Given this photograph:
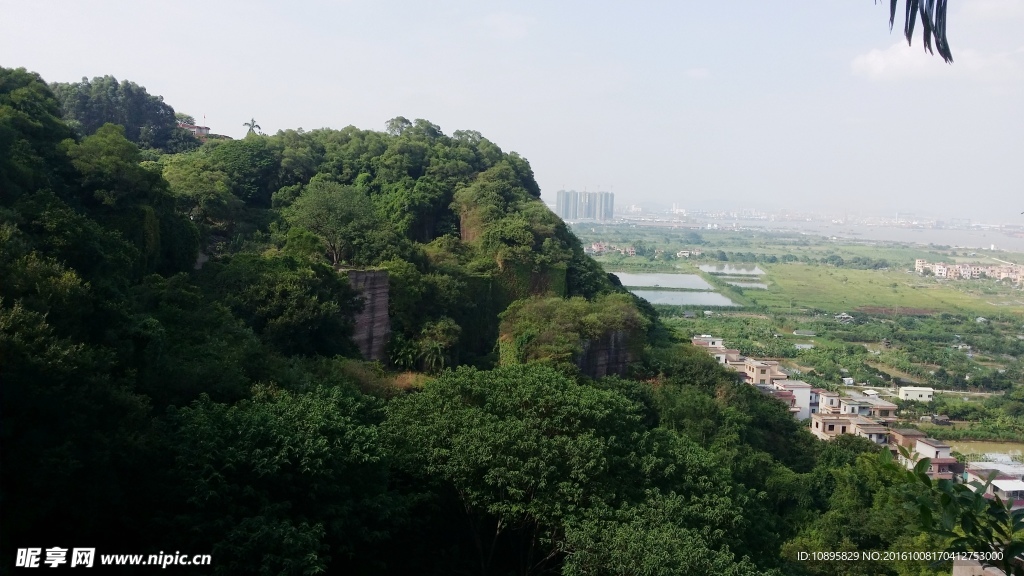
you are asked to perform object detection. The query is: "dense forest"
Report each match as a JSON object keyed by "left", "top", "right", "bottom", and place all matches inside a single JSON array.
[{"left": 1, "top": 67, "right": 1019, "bottom": 575}]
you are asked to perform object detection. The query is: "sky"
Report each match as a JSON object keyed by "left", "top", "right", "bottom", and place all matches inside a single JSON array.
[{"left": 3, "top": 0, "right": 1022, "bottom": 222}]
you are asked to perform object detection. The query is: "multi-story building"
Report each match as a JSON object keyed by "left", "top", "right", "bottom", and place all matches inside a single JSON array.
[
  {"left": 811, "top": 413, "right": 889, "bottom": 444},
  {"left": 914, "top": 260, "right": 1024, "bottom": 285},
  {"left": 898, "top": 437, "right": 957, "bottom": 480},
  {"left": 555, "top": 190, "right": 615, "bottom": 222},
  {"left": 814, "top": 389, "right": 840, "bottom": 414},
  {"left": 741, "top": 358, "right": 788, "bottom": 385},
  {"left": 774, "top": 380, "right": 812, "bottom": 420},
  {"left": 889, "top": 428, "right": 926, "bottom": 451}
]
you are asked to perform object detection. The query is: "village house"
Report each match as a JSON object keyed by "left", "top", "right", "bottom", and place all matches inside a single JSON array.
[
  {"left": 810, "top": 413, "right": 888, "bottom": 444},
  {"left": 178, "top": 122, "right": 211, "bottom": 138},
  {"left": 964, "top": 462, "right": 1024, "bottom": 510},
  {"left": 812, "top": 389, "right": 839, "bottom": 414},
  {"left": 898, "top": 386, "right": 934, "bottom": 402},
  {"left": 773, "top": 380, "right": 812, "bottom": 420},
  {"left": 898, "top": 437, "right": 957, "bottom": 480},
  {"left": 915, "top": 259, "right": 1024, "bottom": 285}
]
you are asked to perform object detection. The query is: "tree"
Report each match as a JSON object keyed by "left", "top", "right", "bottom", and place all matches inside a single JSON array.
[
  {"left": 62, "top": 123, "right": 199, "bottom": 274},
  {"left": 166, "top": 385, "right": 399, "bottom": 575},
  {"left": 385, "top": 116, "right": 411, "bottom": 136},
  {"left": 161, "top": 153, "right": 240, "bottom": 226},
  {"left": 285, "top": 180, "right": 374, "bottom": 266},
  {"left": 243, "top": 117, "right": 261, "bottom": 136},
  {"left": 198, "top": 252, "right": 361, "bottom": 356},
  {"left": 884, "top": 0, "right": 953, "bottom": 63},
  {"left": 0, "top": 68, "right": 76, "bottom": 201},
  {"left": 49, "top": 75, "right": 182, "bottom": 149},
  {"left": 383, "top": 364, "right": 654, "bottom": 575}
]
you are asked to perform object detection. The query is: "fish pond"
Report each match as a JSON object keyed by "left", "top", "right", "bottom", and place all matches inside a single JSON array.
[
  {"left": 613, "top": 273, "right": 713, "bottom": 290},
  {"left": 698, "top": 264, "right": 765, "bottom": 276},
  {"left": 630, "top": 290, "right": 739, "bottom": 307},
  {"left": 726, "top": 281, "right": 769, "bottom": 290}
]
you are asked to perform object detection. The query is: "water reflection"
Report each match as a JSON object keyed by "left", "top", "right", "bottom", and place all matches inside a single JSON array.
[
  {"left": 631, "top": 290, "right": 739, "bottom": 306},
  {"left": 613, "top": 273, "right": 713, "bottom": 290}
]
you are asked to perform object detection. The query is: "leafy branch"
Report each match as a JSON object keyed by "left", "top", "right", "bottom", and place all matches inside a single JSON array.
[{"left": 878, "top": 446, "right": 1024, "bottom": 575}]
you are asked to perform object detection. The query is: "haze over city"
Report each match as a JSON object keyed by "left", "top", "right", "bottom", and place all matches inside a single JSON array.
[{"left": 3, "top": 0, "right": 1021, "bottom": 222}]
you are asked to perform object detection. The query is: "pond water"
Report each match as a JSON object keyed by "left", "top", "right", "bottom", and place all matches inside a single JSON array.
[
  {"left": 630, "top": 289, "right": 739, "bottom": 307},
  {"left": 727, "top": 281, "right": 769, "bottom": 289},
  {"left": 613, "top": 273, "right": 713, "bottom": 290},
  {"left": 698, "top": 264, "right": 765, "bottom": 276},
  {"left": 947, "top": 440, "right": 1024, "bottom": 460}
]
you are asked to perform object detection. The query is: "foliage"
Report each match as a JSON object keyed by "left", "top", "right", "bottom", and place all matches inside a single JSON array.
[
  {"left": 285, "top": 179, "right": 374, "bottom": 266},
  {"left": 197, "top": 252, "right": 360, "bottom": 357},
  {"left": 499, "top": 294, "right": 649, "bottom": 368},
  {"left": 885, "top": 0, "right": 953, "bottom": 63},
  {"left": 879, "top": 447, "right": 1024, "bottom": 575},
  {"left": 167, "top": 385, "right": 399, "bottom": 575},
  {"left": 49, "top": 75, "right": 198, "bottom": 151}
]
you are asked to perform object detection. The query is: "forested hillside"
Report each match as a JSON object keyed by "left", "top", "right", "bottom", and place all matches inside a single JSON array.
[{"left": 0, "top": 67, "right": 984, "bottom": 575}]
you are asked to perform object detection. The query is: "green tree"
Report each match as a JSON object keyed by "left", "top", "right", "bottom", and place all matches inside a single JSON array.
[
  {"left": 161, "top": 153, "right": 240, "bottom": 225},
  {"left": 285, "top": 180, "right": 374, "bottom": 266},
  {"left": 384, "top": 364, "right": 653, "bottom": 575},
  {"left": 62, "top": 123, "right": 199, "bottom": 274},
  {"left": 199, "top": 252, "right": 360, "bottom": 357},
  {"left": 50, "top": 75, "right": 184, "bottom": 149},
  {"left": 166, "top": 385, "right": 399, "bottom": 575},
  {"left": 0, "top": 67, "right": 75, "bottom": 201}
]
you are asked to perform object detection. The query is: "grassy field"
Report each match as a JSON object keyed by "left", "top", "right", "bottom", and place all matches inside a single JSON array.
[
  {"left": 576, "top": 226, "right": 1024, "bottom": 270},
  {"left": 745, "top": 264, "right": 1024, "bottom": 317}
]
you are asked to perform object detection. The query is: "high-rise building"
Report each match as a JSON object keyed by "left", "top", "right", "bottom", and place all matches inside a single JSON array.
[{"left": 555, "top": 190, "right": 614, "bottom": 222}]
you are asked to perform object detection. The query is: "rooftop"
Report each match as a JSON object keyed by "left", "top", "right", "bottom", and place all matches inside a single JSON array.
[
  {"left": 992, "top": 479, "right": 1024, "bottom": 492},
  {"left": 968, "top": 462, "right": 1024, "bottom": 477}
]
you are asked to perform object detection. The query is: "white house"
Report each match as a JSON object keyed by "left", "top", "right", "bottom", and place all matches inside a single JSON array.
[
  {"left": 898, "top": 386, "right": 934, "bottom": 402},
  {"left": 774, "top": 380, "right": 812, "bottom": 420}
]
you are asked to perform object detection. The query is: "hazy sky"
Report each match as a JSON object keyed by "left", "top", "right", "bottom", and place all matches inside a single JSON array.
[{"left": 3, "top": 1, "right": 1022, "bottom": 221}]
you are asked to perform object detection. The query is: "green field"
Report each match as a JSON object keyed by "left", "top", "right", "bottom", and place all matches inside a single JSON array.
[{"left": 744, "top": 264, "right": 1024, "bottom": 317}]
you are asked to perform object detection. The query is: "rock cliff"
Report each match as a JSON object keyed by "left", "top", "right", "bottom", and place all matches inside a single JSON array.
[
  {"left": 344, "top": 270, "right": 391, "bottom": 361},
  {"left": 576, "top": 330, "right": 632, "bottom": 378}
]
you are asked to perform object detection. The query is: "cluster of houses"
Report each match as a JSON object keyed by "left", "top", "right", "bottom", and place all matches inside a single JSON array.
[
  {"left": 585, "top": 242, "right": 636, "bottom": 256},
  {"left": 914, "top": 259, "right": 1024, "bottom": 283},
  {"left": 583, "top": 243, "right": 705, "bottom": 259},
  {"left": 691, "top": 334, "right": 904, "bottom": 425},
  {"left": 690, "top": 335, "right": 998, "bottom": 488}
]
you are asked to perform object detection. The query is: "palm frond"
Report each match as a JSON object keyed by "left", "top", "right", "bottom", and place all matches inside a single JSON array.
[{"left": 883, "top": 0, "right": 953, "bottom": 63}]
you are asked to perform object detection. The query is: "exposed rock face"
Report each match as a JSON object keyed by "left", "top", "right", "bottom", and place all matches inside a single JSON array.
[
  {"left": 576, "top": 329, "right": 632, "bottom": 378},
  {"left": 344, "top": 270, "right": 391, "bottom": 361}
]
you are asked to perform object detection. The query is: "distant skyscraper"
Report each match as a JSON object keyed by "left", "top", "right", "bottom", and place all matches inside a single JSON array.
[{"left": 555, "top": 190, "right": 614, "bottom": 222}]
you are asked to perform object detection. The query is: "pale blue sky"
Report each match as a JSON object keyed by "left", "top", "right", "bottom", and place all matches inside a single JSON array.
[{"left": 3, "top": 1, "right": 1022, "bottom": 221}]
